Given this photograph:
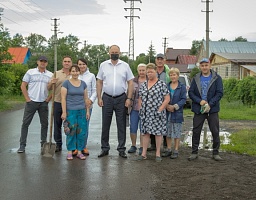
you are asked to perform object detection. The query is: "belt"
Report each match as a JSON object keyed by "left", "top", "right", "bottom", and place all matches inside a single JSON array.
[{"left": 104, "top": 92, "right": 125, "bottom": 98}]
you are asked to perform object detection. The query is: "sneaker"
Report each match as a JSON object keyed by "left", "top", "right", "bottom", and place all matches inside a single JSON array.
[
  {"left": 170, "top": 152, "right": 178, "bottom": 159},
  {"left": 138, "top": 147, "right": 143, "bottom": 155},
  {"left": 128, "top": 146, "right": 137, "bottom": 153},
  {"left": 155, "top": 156, "right": 162, "bottom": 162},
  {"left": 188, "top": 154, "right": 198, "bottom": 161},
  {"left": 82, "top": 148, "right": 89, "bottom": 155},
  {"left": 17, "top": 145, "right": 25, "bottom": 153},
  {"left": 162, "top": 151, "right": 172, "bottom": 157},
  {"left": 213, "top": 154, "right": 223, "bottom": 161}
]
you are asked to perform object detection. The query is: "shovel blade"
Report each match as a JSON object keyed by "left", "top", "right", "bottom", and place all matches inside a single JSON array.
[{"left": 41, "top": 142, "right": 56, "bottom": 157}]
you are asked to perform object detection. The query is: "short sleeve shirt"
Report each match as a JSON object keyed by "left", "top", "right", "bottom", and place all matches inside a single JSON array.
[
  {"left": 96, "top": 59, "right": 134, "bottom": 96},
  {"left": 22, "top": 68, "right": 53, "bottom": 102},
  {"left": 62, "top": 80, "right": 87, "bottom": 110}
]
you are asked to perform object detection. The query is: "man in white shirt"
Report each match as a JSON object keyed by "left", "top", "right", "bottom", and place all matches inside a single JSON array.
[
  {"left": 96, "top": 45, "right": 134, "bottom": 158},
  {"left": 17, "top": 56, "right": 53, "bottom": 153}
]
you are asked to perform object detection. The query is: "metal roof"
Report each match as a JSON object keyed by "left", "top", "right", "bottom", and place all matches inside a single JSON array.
[
  {"left": 166, "top": 48, "right": 190, "bottom": 60},
  {"left": 240, "top": 65, "right": 256, "bottom": 73},
  {"left": 176, "top": 55, "right": 197, "bottom": 64},
  {"left": 4, "top": 47, "right": 31, "bottom": 64},
  {"left": 203, "top": 41, "right": 256, "bottom": 56},
  {"left": 211, "top": 53, "right": 256, "bottom": 63}
]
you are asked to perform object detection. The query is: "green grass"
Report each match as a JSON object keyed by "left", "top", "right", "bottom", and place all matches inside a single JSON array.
[
  {"left": 0, "top": 95, "right": 24, "bottom": 112},
  {"left": 219, "top": 98, "right": 256, "bottom": 120},
  {"left": 221, "top": 129, "right": 256, "bottom": 156},
  {"left": 183, "top": 98, "right": 256, "bottom": 120}
]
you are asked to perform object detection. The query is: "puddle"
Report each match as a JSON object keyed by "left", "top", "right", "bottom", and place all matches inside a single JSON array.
[{"left": 182, "top": 128, "right": 231, "bottom": 150}]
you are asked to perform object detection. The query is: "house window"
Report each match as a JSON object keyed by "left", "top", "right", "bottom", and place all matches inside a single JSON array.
[{"left": 225, "top": 67, "right": 229, "bottom": 77}]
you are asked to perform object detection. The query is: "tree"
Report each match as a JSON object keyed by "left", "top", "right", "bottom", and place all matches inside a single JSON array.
[
  {"left": 0, "top": 23, "right": 12, "bottom": 64},
  {"left": 190, "top": 39, "right": 203, "bottom": 55},
  {"left": 147, "top": 42, "right": 156, "bottom": 63},
  {"left": 190, "top": 67, "right": 200, "bottom": 79},
  {"left": 25, "top": 33, "right": 47, "bottom": 52},
  {"left": 11, "top": 33, "right": 25, "bottom": 47},
  {"left": 219, "top": 38, "right": 229, "bottom": 42},
  {"left": 233, "top": 36, "right": 247, "bottom": 42}
]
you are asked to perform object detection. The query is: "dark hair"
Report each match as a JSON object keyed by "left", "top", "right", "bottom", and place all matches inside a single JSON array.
[
  {"left": 77, "top": 58, "right": 88, "bottom": 65},
  {"left": 69, "top": 64, "right": 80, "bottom": 72},
  {"left": 62, "top": 56, "right": 72, "bottom": 61}
]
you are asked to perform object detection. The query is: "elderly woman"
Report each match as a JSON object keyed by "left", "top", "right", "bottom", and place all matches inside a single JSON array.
[
  {"left": 127, "top": 63, "right": 147, "bottom": 155},
  {"left": 162, "top": 67, "right": 186, "bottom": 159},
  {"left": 61, "top": 65, "right": 90, "bottom": 160},
  {"left": 138, "top": 63, "right": 170, "bottom": 162}
]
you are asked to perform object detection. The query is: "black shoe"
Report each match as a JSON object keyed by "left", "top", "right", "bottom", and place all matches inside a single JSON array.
[
  {"left": 98, "top": 150, "right": 109, "bottom": 157},
  {"left": 119, "top": 151, "right": 127, "bottom": 158},
  {"left": 162, "top": 151, "right": 172, "bottom": 157},
  {"left": 55, "top": 146, "right": 62, "bottom": 152}
]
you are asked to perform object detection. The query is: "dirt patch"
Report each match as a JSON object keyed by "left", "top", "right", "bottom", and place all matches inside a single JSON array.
[
  {"left": 148, "top": 116, "right": 256, "bottom": 199},
  {"left": 148, "top": 148, "right": 256, "bottom": 199}
]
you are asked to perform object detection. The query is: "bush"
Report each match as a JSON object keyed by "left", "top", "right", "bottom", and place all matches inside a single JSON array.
[{"left": 8, "top": 64, "right": 28, "bottom": 95}]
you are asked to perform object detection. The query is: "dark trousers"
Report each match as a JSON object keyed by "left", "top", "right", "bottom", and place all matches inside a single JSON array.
[
  {"left": 192, "top": 112, "right": 220, "bottom": 155},
  {"left": 101, "top": 93, "right": 126, "bottom": 152},
  {"left": 20, "top": 101, "right": 48, "bottom": 146},
  {"left": 150, "top": 135, "right": 167, "bottom": 147},
  {"left": 53, "top": 102, "right": 63, "bottom": 147}
]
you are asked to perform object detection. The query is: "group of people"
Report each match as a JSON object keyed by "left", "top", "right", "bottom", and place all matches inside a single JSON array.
[{"left": 17, "top": 44, "right": 224, "bottom": 162}]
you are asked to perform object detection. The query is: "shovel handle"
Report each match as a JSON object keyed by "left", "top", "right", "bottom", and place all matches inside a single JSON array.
[{"left": 49, "top": 72, "right": 56, "bottom": 143}]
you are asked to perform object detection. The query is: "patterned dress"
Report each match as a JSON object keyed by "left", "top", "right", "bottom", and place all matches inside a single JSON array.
[{"left": 139, "top": 79, "right": 169, "bottom": 135}]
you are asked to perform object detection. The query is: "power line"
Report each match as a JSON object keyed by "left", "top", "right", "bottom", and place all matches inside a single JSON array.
[
  {"left": 29, "top": 0, "right": 55, "bottom": 18},
  {"left": 8, "top": 0, "right": 40, "bottom": 20},
  {"left": 2, "top": 15, "right": 21, "bottom": 25},
  {"left": 0, "top": 2, "right": 32, "bottom": 21},
  {"left": 124, "top": 0, "right": 142, "bottom": 61},
  {"left": 19, "top": 0, "right": 50, "bottom": 21}
]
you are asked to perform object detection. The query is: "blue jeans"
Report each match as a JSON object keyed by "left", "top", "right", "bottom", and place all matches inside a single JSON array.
[
  {"left": 129, "top": 110, "right": 140, "bottom": 134},
  {"left": 66, "top": 109, "right": 88, "bottom": 151}
]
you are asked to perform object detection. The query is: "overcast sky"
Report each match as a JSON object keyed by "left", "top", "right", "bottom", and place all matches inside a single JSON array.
[{"left": 1, "top": 0, "right": 256, "bottom": 57}]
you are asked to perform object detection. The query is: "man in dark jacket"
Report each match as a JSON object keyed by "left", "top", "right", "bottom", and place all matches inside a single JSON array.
[{"left": 188, "top": 58, "right": 223, "bottom": 161}]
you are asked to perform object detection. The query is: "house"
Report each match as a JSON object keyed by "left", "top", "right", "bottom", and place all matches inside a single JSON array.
[
  {"left": 175, "top": 55, "right": 197, "bottom": 65},
  {"left": 210, "top": 52, "right": 256, "bottom": 79},
  {"left": 165, "top": 48, "right": 190, "bottom": 64},
  {"left": 197, "top": 41, "right": 256, "bottom": 63},
  {"left": 4, "top": 47, "right": 32, "bottom": 64}
]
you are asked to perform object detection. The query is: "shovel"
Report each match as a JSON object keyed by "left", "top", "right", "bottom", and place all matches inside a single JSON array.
[{"left": 42, "top": 73, "right": 57, "bottom": 157}]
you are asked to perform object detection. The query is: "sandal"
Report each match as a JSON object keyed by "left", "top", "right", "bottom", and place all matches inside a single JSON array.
[
  {"left": 66, "top": 153, "right": 73, "bottom": 160},
  {"left": 135, "top": 155, "right": 147, "bottom": 161},
  {"left": 77, "top": 153, "right": 86, "bottom": 160}
]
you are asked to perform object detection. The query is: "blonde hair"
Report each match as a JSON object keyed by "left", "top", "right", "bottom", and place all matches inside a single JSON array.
[
  {"left": 168, "top": 67, "right": 180, "bottom": 76},
  {"left": 146, "top": 63, "right": 156, "bottom": 70},
  {"left": 137, "top": 63, "right": 147, "bottom": 69}
]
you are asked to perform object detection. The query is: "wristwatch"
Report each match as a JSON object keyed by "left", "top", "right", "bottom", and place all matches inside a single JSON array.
[{"left": 127, "top": 98, "right": 132, "bottom": 101}]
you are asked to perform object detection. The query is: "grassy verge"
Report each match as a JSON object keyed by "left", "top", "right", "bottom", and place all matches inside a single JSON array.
[
  {"left": 221, "top": 129, "right": 256, "bottom": 156},
  {"left": 184, "top": 98, "right": 256, "bottom": 120},
  {"left": 0, "top": 95, "right": 24, "bottom": 112},
  {"left": 219, "top": 98, "right": 256, "bottom": 120}
]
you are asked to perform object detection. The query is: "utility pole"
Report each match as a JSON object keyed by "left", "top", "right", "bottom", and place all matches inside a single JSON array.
[
  {"left": 201, "top": 0, "right": 213, "bottom": 58},
  {"left": 124, "top": 0, "right": 142, "bottom": 61},
  {"left": 0, "top": 8, "right": 4, "bottom": 21},
  {"left": 51, "top": 18, "right": 60, "bottom": 72},
  {"left": 162, "top": 37, "right": 169, "bottom": 56}
]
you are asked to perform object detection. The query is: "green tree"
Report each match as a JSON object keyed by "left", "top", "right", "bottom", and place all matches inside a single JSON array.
[
  {"left": 233, "top": 36, "right": 247, "bottom": 42},
  {"left": 25, "top": 33, "right": 47, "bottom": 52},
  {"left": 11, "top": 33, "right": 25, "bottom": 47},
  {"left": 190, "top": 67, "right": 200, "bottom": 79},
  {"left": 219, "top": 38, "right": 229, "bottom": 42},
  {"left": 147, "top": 42, "right": 156, "bottom": 63},
  {"left": 190, "top": 39, "right": 203, "bottom": 55}
]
